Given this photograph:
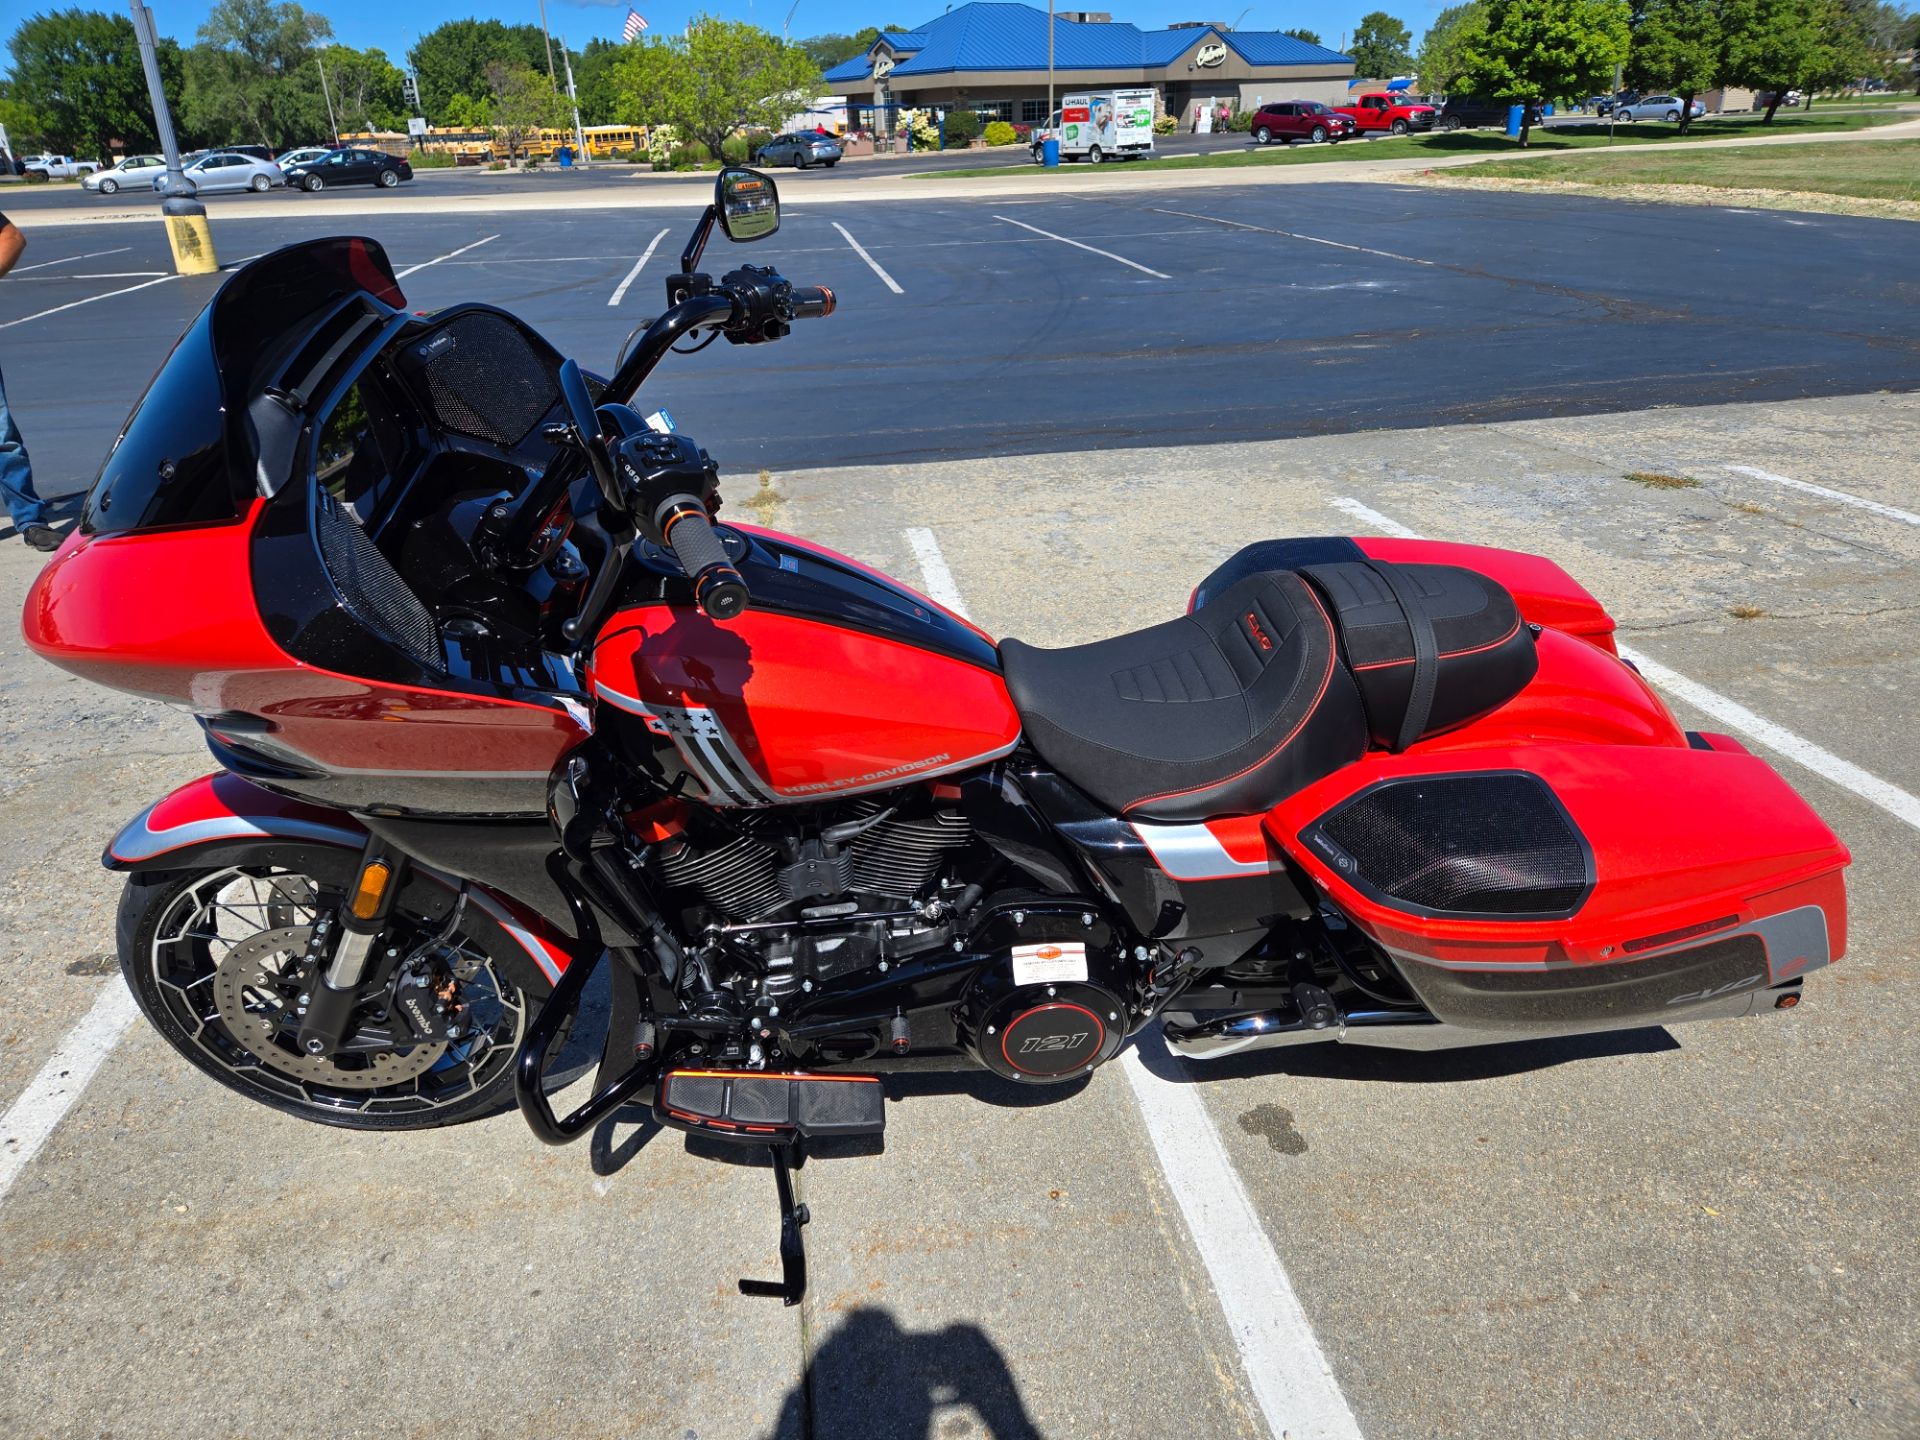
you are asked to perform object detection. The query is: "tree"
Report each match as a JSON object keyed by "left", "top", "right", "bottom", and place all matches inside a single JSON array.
[
  {"left": 412, "top": 19, "right": 550, "bottom": 119},
  {"left": 486, "top": 61, "right": 566, "bottom": 160},
  {"left": 1458, "top": 0, "right": 1632, "bottom": 141},
  {"left": 1626, "top": 0, "right": 1722, "bottom": 131},
  {"left": 1350, "top": 10, "right": 1416, "bottom": 75},
  {"left": 5, "top": 8, "right": 183, "bottom": 157},
  {"left": 1722, "top": 0, "right": 1824, "bottom": 117},
  {"left": 441, "top": 92, "right": 491, "bottom": 129},
  {"left": 574, "top": 37, "right": 624, "bottom": 126},
  {"left": 799, "top": 25, "right": 904, "bottom": 70},
  {"left": 1415, "top": 1, "right": 1487, "bottom": 91},
  {"left": 0, "top": 95, "right": 50, "bottom": 152},
  {"left": 185, "top": 0, "right": 332, "bottom": 150},
  {"left": 315, "top": 44, "right": 406, "bottom": 137},
  {"left": 1280, "top": 26, "right": 1326, "bottom": 43},
  {"left": 612, "top": 16, "right": 822, "bottom": 160}
]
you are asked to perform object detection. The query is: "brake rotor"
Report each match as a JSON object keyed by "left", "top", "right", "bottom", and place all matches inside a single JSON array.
[{"left": 211, "top": 926, "right": 447, "bottom": 1090}]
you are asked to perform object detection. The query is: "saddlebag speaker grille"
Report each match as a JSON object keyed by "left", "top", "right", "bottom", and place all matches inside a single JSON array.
[
  {"left": 1309, "top": 772, "right": 1592, "bottom": 918},
  {"left": 409, "top": 311, "right": 558, "bottom": 448}
]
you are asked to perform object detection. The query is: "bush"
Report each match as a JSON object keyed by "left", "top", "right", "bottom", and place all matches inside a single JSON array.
[
  {"left": 668, "top": 141, "right": 712, "bottom": 170},
  {"left": 1227, "top": 109, "right": 1254, "bottom": 132},
  {"left": 983, "top": 120, "right": 1018, "bottom": 146},
  {"left": 1153, "top": 113, "right": 1177, "bottom": 135},
  {"left": 721, "top": 136, "right": 751, "bottom": 164},
  {"left": 908, "top": 118, "right": 940, "bottom": 150},
  {"left": 487, "top": 160, "right": 506, "bottom": 171},
  {"left": 624, "top": 149, "right": 648, "bottom": 163},
  {"left": 942, "top": 107, "right": 983, "bottom": 142},
  {"left": 1012, "top": 122, "right": 1033, "bottom": 140},
  {"left": 410, "top": 149, "right": 455, "bottom": 168}
]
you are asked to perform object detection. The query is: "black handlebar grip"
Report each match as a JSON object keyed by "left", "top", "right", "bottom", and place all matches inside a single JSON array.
[
  {"left": 789, "top": 285, "right": 835, "bottom": 320},
  {"left": 658, "top": 500, "right": 750, "bottom": 620}
]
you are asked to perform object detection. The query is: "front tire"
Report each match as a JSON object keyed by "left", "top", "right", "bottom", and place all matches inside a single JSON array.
[
  {"left": 1254, "top": 125, "right": 1272, "bottom": 144},
  {"left": 1619, "top": 110, "right": 1634, "bottom": 123},
  {"left": 99, "top": 177, "right": 119, "bottom": 194},
  {"left": 1087, "top": 145, "right": 1104, "bottom": 164},
  {"left": 118, "top": 855, "right": 548, "bottom": 1131},
  {"left": 1309, "top": 125, "right": 1328, "bottom": 144},
  {"left": 1391, "top": 118, "right": 1409, "bottom": 135},
  {"left": 304, "top": 174, "right": 325, "bottom": 191}
]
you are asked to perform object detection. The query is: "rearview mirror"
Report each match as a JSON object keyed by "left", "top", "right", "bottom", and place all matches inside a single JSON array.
[{"left": 716, "top": 167, "right": 779, "bottom": 243}]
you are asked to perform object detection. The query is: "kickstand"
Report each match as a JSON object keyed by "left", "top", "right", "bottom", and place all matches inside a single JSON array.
[{"left": 739, "top": 1144, "right": 810, "bottom": 1306}]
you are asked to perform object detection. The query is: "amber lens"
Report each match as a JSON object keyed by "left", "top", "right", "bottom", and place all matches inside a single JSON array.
[{"left": 349, "top": 861, "right": 392, "bottom": 920}]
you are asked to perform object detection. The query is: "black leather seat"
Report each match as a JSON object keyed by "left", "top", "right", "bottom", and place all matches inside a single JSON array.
[
  {"left": 999, "top": 570, "right": 1368, "bottom": 822},
  {"left": 999, "top": 560, "right": 1538, "bottom": 823}
]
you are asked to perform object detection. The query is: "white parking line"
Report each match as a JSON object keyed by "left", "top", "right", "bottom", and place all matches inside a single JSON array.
[
  {"left": 13, "top": 246, "right": 133, "bottom": 272},
  {"left": 993, "top": 215, "right": 1172, "bottom": 279},
  {"left": 608, "top": 227, "right": 670, "bottom": 306},
  {"left": 0, "top": 983, "right": 141, "bottom": 1204},
  {"left": 1151, "top": 207, "right": 1439, "bottom": 269},
  {"left": 1328, "top": 496, "right": 1920, "bottom": 833},
  {"left": 831, "top": 221, "right": 904, "bottom": 294},
  {"left": 1726, "top": 464, "right": 1920, "bottom": 529},
  {"left": 393, "top": 234, "right": 499, "bottom": 279},
  {"left": 904, "top": 524, "right": 1364, "bottom": 1440},
  {"left": 0, "top": 274, "right": 176, "bottom": 330}
]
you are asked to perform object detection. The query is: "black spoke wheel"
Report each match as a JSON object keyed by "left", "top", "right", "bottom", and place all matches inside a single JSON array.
[{"left": 118, "top": 852, "right": 558, "bottom": 1130}]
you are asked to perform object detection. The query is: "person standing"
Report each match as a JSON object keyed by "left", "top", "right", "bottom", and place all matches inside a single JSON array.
[{"left": 0, "top": 212, "right": 61, "bottom": 552}]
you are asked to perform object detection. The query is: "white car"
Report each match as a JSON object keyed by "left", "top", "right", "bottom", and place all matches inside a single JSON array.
[
  {"left": 1615, "top": 95, "right": 1707, "bottom": 122},
  {"left": 23, "top": 153, "right": 102, "bottom": 180},
  {"left": 83, "top": 154, "right": 167, "bottom": 194},
  {"left": 158, "top": 151, "right": 285, "bottom": 195},
  {"left": 277, "top": 147, "right": 336, "bottom": 172}
]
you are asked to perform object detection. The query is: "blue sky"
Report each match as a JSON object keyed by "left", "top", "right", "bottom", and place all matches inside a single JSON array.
[{"left": 128, "top": 0, "right": 1441, "bottom": 61}]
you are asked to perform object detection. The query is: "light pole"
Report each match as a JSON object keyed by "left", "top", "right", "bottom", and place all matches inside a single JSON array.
[
  {"left": 1047, "top": 0, "right": 1055, "bottom": 119},
  {"left": 316, "top": 53, "right": 340, "bottom": 146},
  {"left": 128, "top": 0, "right": 215, "bottom": 274},
  {"left": 560, "top": 35, "right": 588, "bottom": 166}
]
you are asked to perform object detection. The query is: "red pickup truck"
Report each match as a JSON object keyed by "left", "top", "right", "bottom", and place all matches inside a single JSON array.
[{"left": 1332, "top": 93, "right": 1438, "bottom": 136}]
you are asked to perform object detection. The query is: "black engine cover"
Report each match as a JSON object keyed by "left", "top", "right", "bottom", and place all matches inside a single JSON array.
[{"left": 958, "top": 904, "right": 1128, "bottom": 1083}]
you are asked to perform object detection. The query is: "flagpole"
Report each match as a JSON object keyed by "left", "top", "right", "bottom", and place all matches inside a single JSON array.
[{"left": 537, "top": 0, "right": 557, "bottom": 84}]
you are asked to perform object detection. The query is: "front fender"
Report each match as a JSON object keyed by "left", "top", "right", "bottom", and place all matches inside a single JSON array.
[{"left": 105, "top": 772, "right": 574, "bottom": 987}]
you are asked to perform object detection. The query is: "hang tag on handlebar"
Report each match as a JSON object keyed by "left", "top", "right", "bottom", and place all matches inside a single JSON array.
[{"left": 645, "top": 409, "right": 678, "bottom": 435}]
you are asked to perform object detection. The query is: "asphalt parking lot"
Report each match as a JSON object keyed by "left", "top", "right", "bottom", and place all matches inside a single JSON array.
[{"left": 2, "top": 179, "right": 1918, "bottom": 1439}]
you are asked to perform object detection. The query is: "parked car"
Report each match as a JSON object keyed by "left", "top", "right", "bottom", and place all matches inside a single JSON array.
[
  {"left": 1247, "top": 100, "right": 1357, "bottom": 145},
  {"left": 1594, "top": 90, "right": 1640, "bottom": 117},
  {"left": 755, "top": 132, "right": 842, "bottom": 169},
  {"left": 1616, "top": 95, "right": 1706, "bottom": 122},
  {"left": 83, "top": 154, "right": 167, "bottom": 194},
  {"left": 1435, "top": 96, "right": 1545, "bottom": 131},
  {"left": 21, "top": 153, "right": 102, "bottom": 180},
  {"left": 276, "top": 147, "right": 337, "bottom": 172},
  {"left": 283, "top": 147, "right": 413, "bottom": 191},
  {"left": 161, "top": 151, "right": 285, "bottom": 194},
  {"left": 1333, "top": 91, "right": 1438, "bottom": 135}
]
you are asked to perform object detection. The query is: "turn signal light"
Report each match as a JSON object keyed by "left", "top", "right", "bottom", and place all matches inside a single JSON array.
[{"left": 349, "top": 861, "right": 392, "bottom": 920}]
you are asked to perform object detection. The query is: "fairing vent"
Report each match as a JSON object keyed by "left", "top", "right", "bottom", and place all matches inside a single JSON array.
[
  {"left": 314, "top": 494, "right": 442, "bottom": 672},
  {"left": 1308, "top": 772, "right": 1592, "bottom": 919},
  {"left": 410, "top": 312, "right": 558, "bottom": 449}
]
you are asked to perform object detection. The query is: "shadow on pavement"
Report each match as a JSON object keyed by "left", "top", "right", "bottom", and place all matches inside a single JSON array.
[
  {"left": 1128, "top": 1019, "right": 1679, "bottom": 1086},
  {"left": 766, "top": 1307, "right": 1046, "bottom": 1440}
]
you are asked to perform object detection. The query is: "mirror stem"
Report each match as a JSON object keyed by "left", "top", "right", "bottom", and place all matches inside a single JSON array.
[{"left": 681, "top": 205, "right": 717, "bottom": 275}]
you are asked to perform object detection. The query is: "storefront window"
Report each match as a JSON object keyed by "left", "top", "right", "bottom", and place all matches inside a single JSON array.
[{"left": 1021, "top": 98, "right": 1049, "bottom": 123}]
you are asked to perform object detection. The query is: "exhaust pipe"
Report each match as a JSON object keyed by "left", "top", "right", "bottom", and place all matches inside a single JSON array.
[{"left": 1164, "top": 1007, "right": 1456, "bottom": 1059}]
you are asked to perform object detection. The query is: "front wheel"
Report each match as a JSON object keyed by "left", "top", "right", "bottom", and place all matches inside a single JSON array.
[
  {"left": 1391, "top": 118, "right": 1409, "bottom": 135},
  {"left": 1619, "top": 110, "right": 1634, "bottom": 123},
  {"left": 99, "top": 177, "right": 119, "bottom": 194},
  {"left": 1254, "top": 126, "right": 1272, "bottom": 144},
  {"left": 1309, "top": 125, "right": 1328, "bottom": 144},
  {"left": 378, "top": 168, "right": 399, "bottom": 187},
  {"left": 304, "top": 174, "right": 325, "bottom": 191},
  {"left": 1087, "top": 145, "right": 1103, "bottom": 164},
  {"left": 118, "top": 855, "right": 548, "bottom": 1130}
]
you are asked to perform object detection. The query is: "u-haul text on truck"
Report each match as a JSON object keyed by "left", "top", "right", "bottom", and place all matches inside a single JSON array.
[{"left": 1032, "top": 88, "right": 1156, "bottom": 163}]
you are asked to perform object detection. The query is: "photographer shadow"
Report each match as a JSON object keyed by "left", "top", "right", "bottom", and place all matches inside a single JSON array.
[{"left": 765, "top": 1307, "right": 1045, "bottom": 1440}]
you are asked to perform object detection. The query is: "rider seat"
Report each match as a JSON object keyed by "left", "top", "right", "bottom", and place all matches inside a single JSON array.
[{"left": 999, "top": 559, "right": 1537, "bottom": 823}]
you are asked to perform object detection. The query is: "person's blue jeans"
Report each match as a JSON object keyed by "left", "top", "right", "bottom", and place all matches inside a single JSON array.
[{"left": 0, "top": 364, "right": 48, "bottom": 531}]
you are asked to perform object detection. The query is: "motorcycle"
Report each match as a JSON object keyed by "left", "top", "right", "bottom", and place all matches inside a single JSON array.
[{"left": 22, "top": 169, "right": 1850, "bottom": 1304}]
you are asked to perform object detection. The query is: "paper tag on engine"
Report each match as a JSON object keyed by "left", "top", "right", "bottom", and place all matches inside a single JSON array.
[{"left": 1011, "top": 941, "right": 1088, "bottom": 987}]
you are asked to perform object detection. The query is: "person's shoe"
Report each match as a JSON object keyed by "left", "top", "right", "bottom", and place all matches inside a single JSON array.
[{"left": 22, "top": 525, "right": 61, "bottom": 552}]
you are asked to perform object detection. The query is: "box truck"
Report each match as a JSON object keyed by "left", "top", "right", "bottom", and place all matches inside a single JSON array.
[{"left": 1031, "top": 88, "right": 1156, "bottom": 163}]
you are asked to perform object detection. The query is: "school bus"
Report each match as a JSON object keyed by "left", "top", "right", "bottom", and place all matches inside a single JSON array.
[{"left": 338, "top": 124, "right": 650, "bottom": 163}]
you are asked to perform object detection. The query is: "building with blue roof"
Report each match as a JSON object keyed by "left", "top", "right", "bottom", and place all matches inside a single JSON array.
[{"left": 824, "top": 2, "right": 1354, "bottom": 133}]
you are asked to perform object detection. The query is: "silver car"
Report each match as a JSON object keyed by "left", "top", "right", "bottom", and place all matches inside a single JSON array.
[
  {"left": 1616, "top": 95, "right": 1707, "bottom": 122},
  {"left": 158, "top": 151, "right": 285, "bottom": 195},
  {"left": 755, "top": 132, "right": 842, "bottom": 169},
  {"left": 84, "top": 154, "right": 167, "bottom": 194}
]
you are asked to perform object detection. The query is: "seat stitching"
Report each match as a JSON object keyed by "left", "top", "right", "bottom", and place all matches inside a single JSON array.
[
  {"left": 1123, "top": 583, "right": 1340, "bottom": 811},
  {"left": 1348, "top": 617, "right": 1524, "bottom": 671}
]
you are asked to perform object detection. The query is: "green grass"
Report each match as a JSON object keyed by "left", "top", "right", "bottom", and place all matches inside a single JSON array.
[
  {"left": 915, "top": 110, "right": 1903, "bottom": 179},
  {"left": 1462, "top": 137, "right": 1920, "bottom": 203}
]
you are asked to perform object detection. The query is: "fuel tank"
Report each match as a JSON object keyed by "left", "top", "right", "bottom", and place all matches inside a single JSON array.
[{"left": 587, "top": 524, "right": 1022, "bottom": 805}]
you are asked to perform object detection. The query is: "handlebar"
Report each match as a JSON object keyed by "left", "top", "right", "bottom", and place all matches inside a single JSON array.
[
  {"left": 655, "top": 494, "right": 750, "bottom": 620},
  {"left": 789, "top": 285, "right": 835, "bottom": 320}
]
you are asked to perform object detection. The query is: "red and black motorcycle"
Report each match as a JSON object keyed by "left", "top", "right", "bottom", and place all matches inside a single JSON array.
[{"left": 23, "top": 171, "right": 1849, "bottom": 1303}]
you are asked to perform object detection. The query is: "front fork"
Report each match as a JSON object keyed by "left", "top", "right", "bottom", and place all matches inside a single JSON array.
[{"left": 295, "top": 835, "right": 406, "bottom": 1059}]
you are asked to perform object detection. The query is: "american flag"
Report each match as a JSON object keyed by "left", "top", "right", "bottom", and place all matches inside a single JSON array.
[{"left": 622, "top": 9, "right": 649, "bottom": 41}]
